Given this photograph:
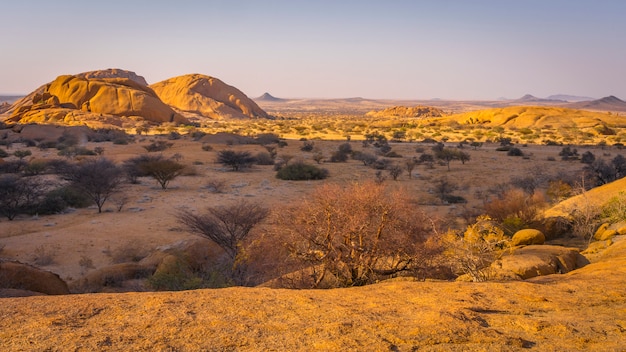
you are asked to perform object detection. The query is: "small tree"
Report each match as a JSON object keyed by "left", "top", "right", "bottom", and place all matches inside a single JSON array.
[
  {"left": 140, "top": 159, "right": 185, "bottom": 189},
  {"left": 179, "top": 201, "right": 269, "bottom": 260},
  {"left": 178, "top": 200, "right": 269, "bottom": 284},
  {"left": 387, "top": 164, "right": 403, "bottom": 181},
  {"left": 432, "top": 177, "right": 459, "bottom": 204},
  {"left": 435, "top": 148, "right": 461, "bottom": 171},
  {"left": 13, "top": 150, "right": 32, "bottom": 160},
  {"left": 405, "top": 158, "right": 417, "bottom": 179},
  {"left": 279, "top": 182, "right": 440, "bottom": 287},
  {"left": 0, "top": 175, "right": 46, "bottom": 220},
  {"left": 217, "top": 150, "right": 256, "bottom": 171},
  {"left": 64, "top": 158, "right": 124, "bottom": 213}
]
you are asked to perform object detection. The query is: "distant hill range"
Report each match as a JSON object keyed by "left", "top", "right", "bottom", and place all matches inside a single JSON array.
[
  {"left": 547, "top": 94, "right": 594, "bottom": 102},
  {"left": 514, "top": 94, "right": 565, "bottom": 104},
  {"left": 567, "top": 96, "right": 626, "bottom": 112},
  {"left": 0, "top": 95, "right": 24, "bottom": 103}
]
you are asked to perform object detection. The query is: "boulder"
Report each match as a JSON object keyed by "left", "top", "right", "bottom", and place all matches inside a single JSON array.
[
  {"left": 582, "top": 239, "right": 613, "bottom": 255},
  {"left": 75, "top": 68, "right": 149, "bottom": 86},
  {"left": 593, "top": 223, "right": 610, "bottom": 241},
  {"left": 597, "top": 229, "right": 617, "bottom": 241},
  {"left": 0, "top": 260, "right": 70, "bottom": 295},
  {"left": 511, "top": 229, "right": 545, "bottom": 246},
  {"left": 150, "top": 74, "right": 270, "bottom": 120},
  {"left": 492, "top": 245, "right": 589, "bottom": 280}
]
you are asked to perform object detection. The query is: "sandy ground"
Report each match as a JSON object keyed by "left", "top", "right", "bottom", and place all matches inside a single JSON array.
[{"left": 0, "top": 136, "right": 616, "bottom": 286}]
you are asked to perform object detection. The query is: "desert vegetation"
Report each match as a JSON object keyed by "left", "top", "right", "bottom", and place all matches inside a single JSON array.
[{"left": 0, "top": 119, "right": 623, "bottom": 293}]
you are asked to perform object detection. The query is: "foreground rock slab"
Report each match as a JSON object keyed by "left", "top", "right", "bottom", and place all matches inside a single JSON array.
[{"left": 1, "top": 240, "right": 625, "bottom": 351}]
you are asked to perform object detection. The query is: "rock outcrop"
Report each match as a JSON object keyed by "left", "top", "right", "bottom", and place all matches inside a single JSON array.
[
  {"left": 75, "top": 68, "right": 149, "bottom": 86},
  {"left": 0, "top": 260, "right": 70, "bottom": 295},
  {"left": 150, "top": 74, "right": 269, "bottom": 120},
  {"left": 493, "top": 245, "right": 589, "bottom": 280},
  {"left": 366, "top": 105, "right": 445, "bottom": 118},
  {"left": 6, "top": 74, "right": 186, "bottom": 126},
  {"left": 511, "top": 229, "right": 545, "bottom": 246}
]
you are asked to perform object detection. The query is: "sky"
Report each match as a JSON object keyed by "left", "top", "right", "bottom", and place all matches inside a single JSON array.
[{"left": 1, "top": 0, "right": 625, "bottom": 100}]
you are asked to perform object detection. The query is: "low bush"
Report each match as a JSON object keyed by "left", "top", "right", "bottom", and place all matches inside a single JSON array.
[
  {"left": 143, "top": 141, "right": 173, "bottom": 152},
  {"left": 507, "top": 147, "right": 524, "bottom": 156},
  {"left": 255, "top": 152, "right": 275, "bottom": 165},
  {"left": 276, "top": 162, "right": 329, "bottom": 180}
]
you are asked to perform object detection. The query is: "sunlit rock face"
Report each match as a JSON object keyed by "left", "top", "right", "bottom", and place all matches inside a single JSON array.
[
  {"left": 150, "top": 74, "right": 269, "bottom": 120},
  {"left": 5, "top": 69, "right": 186, "bottom": 126}
]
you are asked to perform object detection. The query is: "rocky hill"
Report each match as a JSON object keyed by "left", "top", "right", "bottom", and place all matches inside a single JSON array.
[
  {"left": 150, "top": 74, "right": 269, "bottom": 120},
  {"left": 1, "top": 69, "right": 271, "bottom": 128},
  {"left": 366, "top": 105, "right": 445, "bottom": 118},
  {"left": 3, "top": 70, "right": 187, "bottom": 128}
]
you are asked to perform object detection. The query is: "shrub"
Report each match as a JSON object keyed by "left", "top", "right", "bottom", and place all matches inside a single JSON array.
[
  {"left": 217, "top": 150, "right": 256, "bottom": 171},
  {"left": 483, "top": 189, "right": 546, "bottom": 235},
  {"left": 255, "top": 152, "right": 275, "bottom": 165},
  {"left": 0, "top": 148, "right": 8, "bottom": 158},
  {"left": 0, "top": 160, "right": 27, "bottom": 174},
  {"left": 167, "top": 131, "right": 182, "bottom": 140},
  {"left": 330, "top": 150, "right": 349, "bottom": 162},
  {"left": 353, "top": 151, "right": 377, "bottom": 166},
  {"left": 387, "top": 164, "right": 403, "bottom": 180},
  {"left": 23, "top": 161, "right": 48, "bottom": 176},
  {"left": 300, "top": 141, "right": 314, "bottom": 152},
  {"left": 559, "top": 146, "right": 578, "bottom": 161},
  {"left": 143, "top": 140, "right": 173, "bottom": 152},
  {"left": 63, "top": 158, "right": 125, "bottom": 212},
  {"left": 276, "top": 162, "right": 329, "bottom": 180},
  {"left": 442, "top": 215, "right": 510, "bottom": 282},
  {"left": 37, "top": 185, "right": 92, "bottom": 215},
  {"left": 0, "top": 175, "right": 47, "bottom": 220},
  {"left": 177, "top": 200, "right": 269, "bottom": 285},
  {"left": 139, "top": 159, "right": 185, "bottom": 189},
  {"left": 255, "top": 133, "right": 281, "bottom": 145},
  {"left": 507, "top": 147, "right": 524, "bottom": 156},
  {"left": 13, "top": 149, "right": 32, "bottom": 160},
  {"left": 201, "top": 144, "right": 213, "bottom": 151},
  {"left": 581, "top": 151, "right": 596, "bottom": 164},
  {"left": 277, "top": 182, "right": 442, "bottom": 287}
]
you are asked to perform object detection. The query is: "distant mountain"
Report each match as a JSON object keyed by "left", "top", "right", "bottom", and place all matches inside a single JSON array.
[
  {"left": 568, "top": 96, "right": 626, "bottom": 112},
  {"left": 255, "top": 92, "right": 285, "bottom": 102},
  {"left": 547, "top": 94, "right": 594, "bottom": 102}
]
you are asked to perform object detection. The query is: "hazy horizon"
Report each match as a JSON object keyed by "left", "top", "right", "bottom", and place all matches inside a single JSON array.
[{"left": 1, "top": 0, "right": 624, "bottom": 100}]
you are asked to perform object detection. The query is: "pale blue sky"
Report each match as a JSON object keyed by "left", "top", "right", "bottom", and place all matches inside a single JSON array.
[{"left": 1, "top": 0, "right": 624, "bottom": 100}]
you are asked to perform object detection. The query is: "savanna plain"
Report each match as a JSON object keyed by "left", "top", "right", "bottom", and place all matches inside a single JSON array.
[{"left": 1, "top": 70, "right": 626, "bottom": 351}]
